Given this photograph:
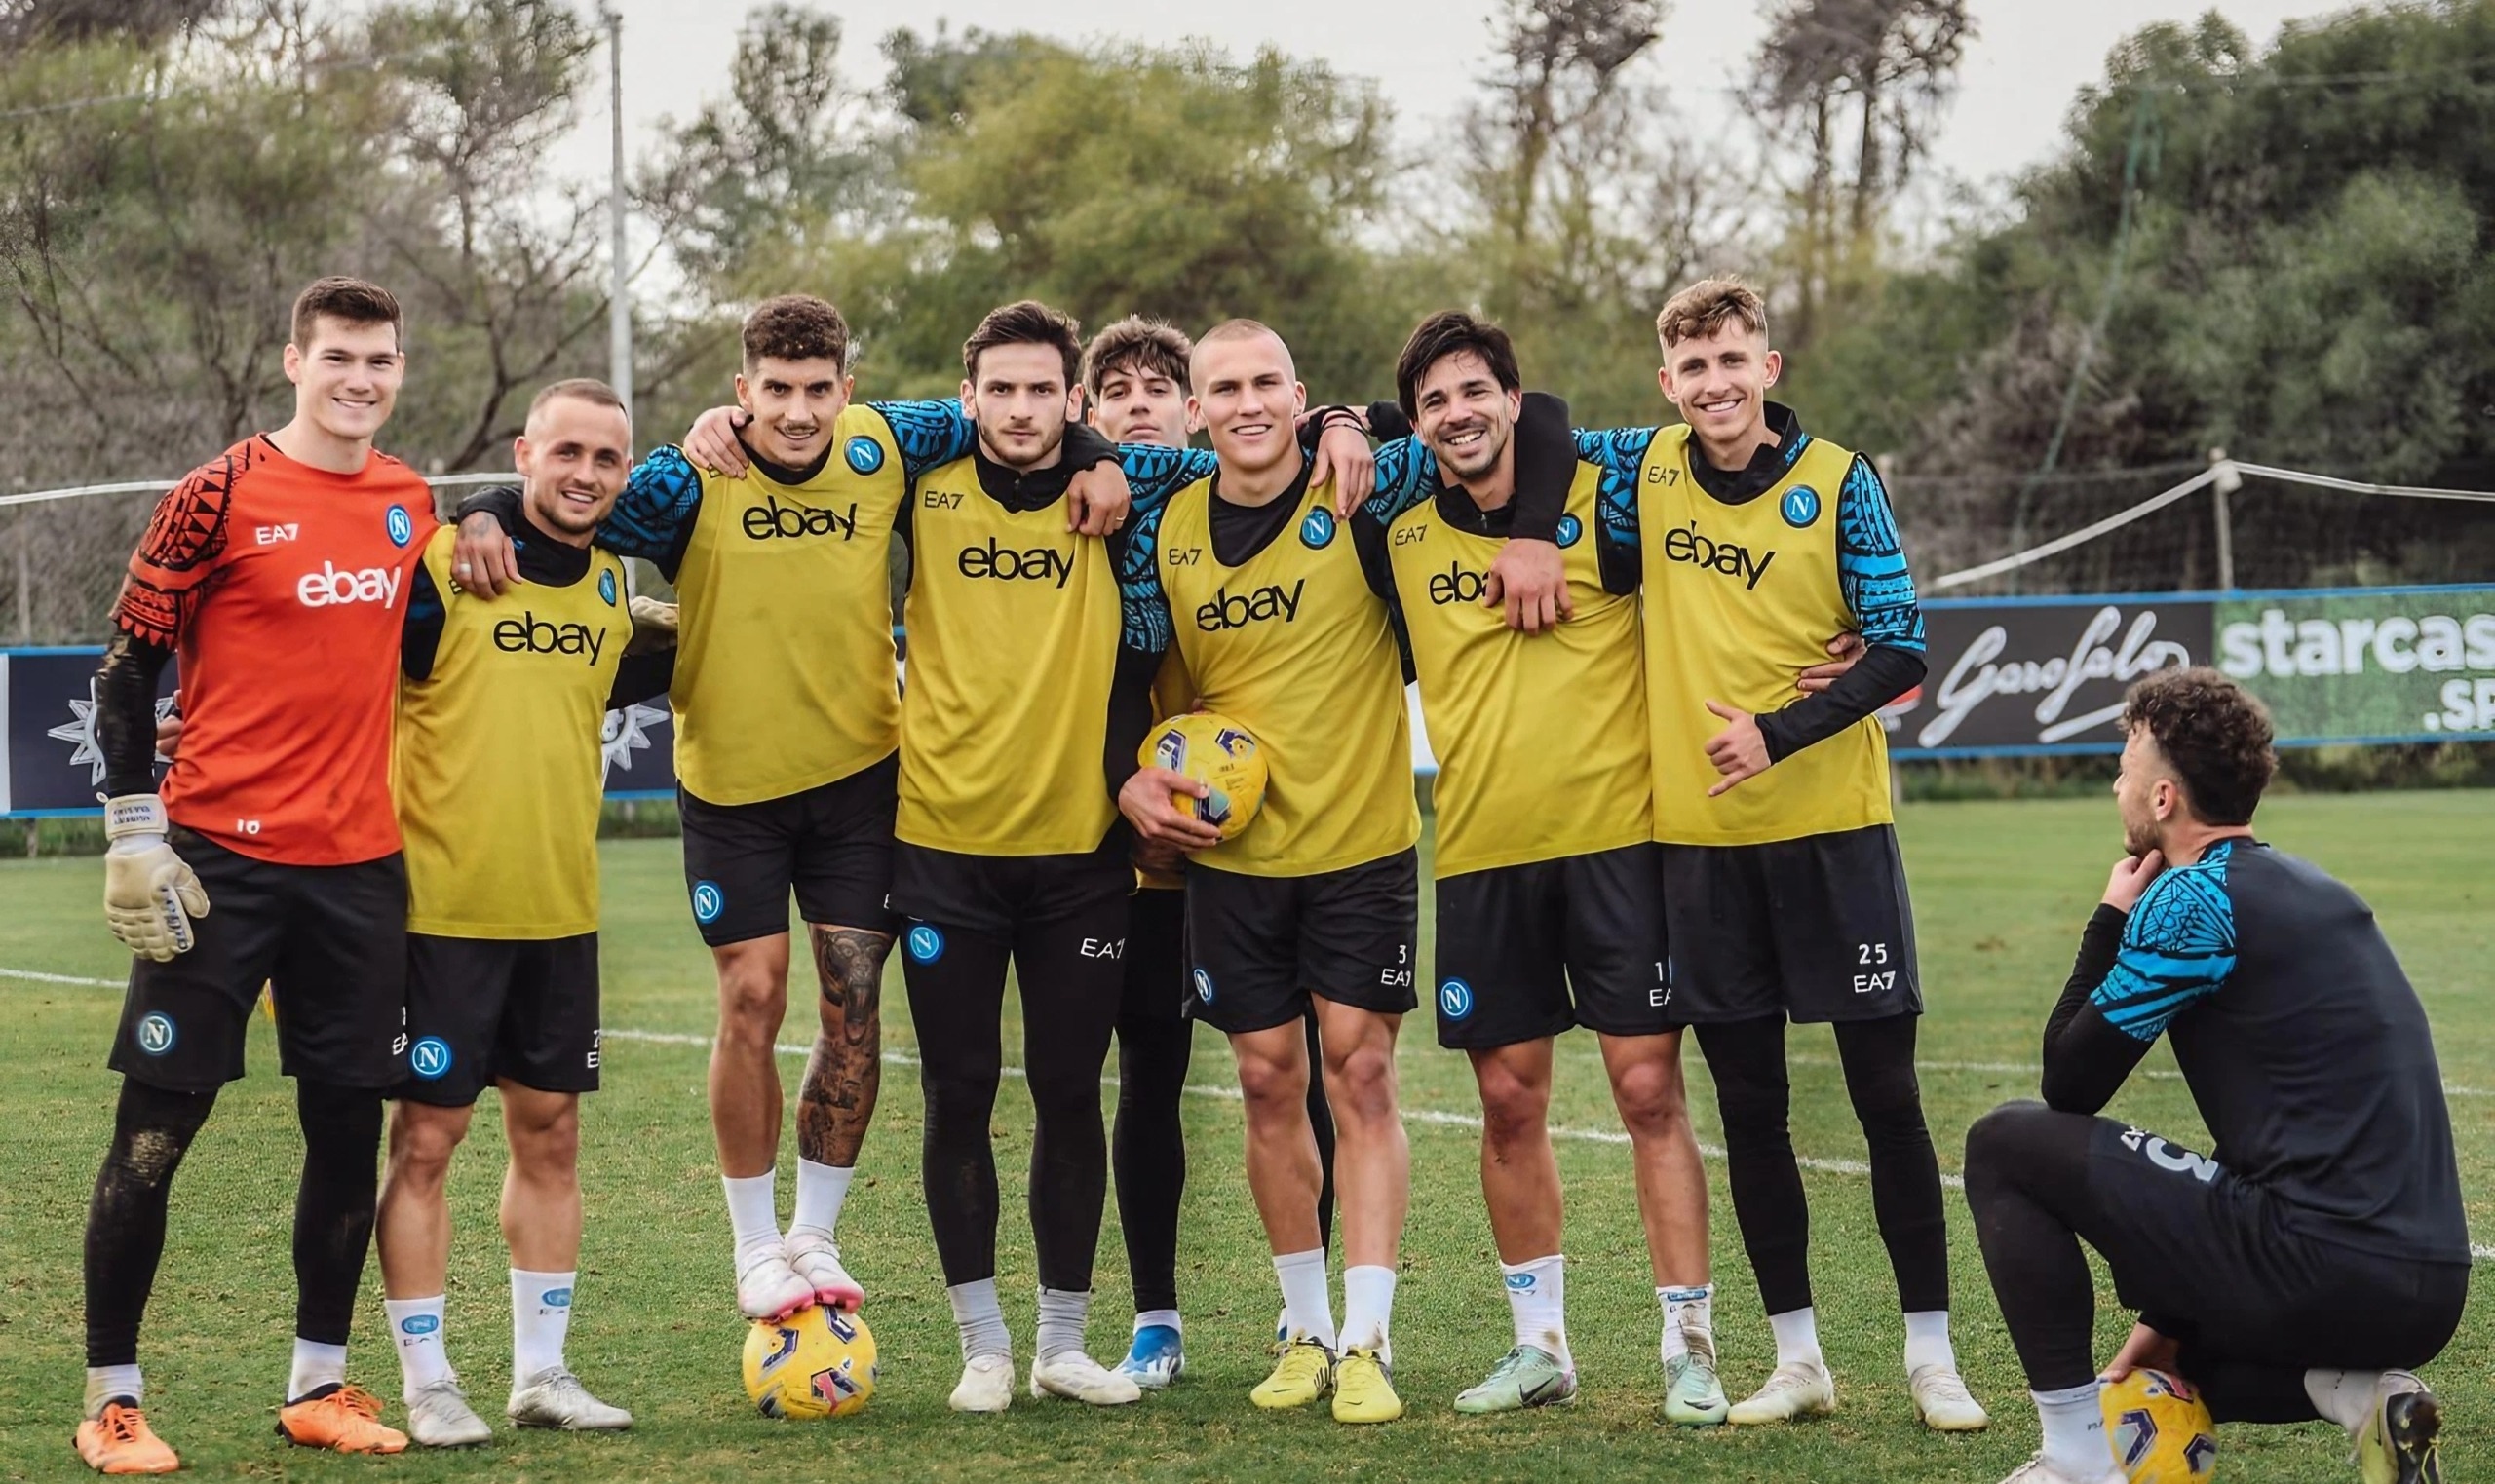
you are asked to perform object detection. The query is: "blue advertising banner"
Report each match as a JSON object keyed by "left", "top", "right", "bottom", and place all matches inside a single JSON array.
[
  {"left": 9, "top": 582, "right": 2488, "bottom": 814},
  {"left": 0, "top": 648, "right": 674, "bottom": 817}
]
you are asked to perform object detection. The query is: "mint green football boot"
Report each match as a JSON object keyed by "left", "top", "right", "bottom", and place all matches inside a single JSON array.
[{"left": 1453, "top": 1346, "right": 1577, "bottom": 1415}]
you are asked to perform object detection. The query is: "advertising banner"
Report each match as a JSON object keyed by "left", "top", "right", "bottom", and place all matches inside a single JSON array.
[
  {"left": 7, "top": 583, "right": 2488, "bottom": 812},
  {"left": 1, "top": 648, "right": 674, "bottom": 817}
]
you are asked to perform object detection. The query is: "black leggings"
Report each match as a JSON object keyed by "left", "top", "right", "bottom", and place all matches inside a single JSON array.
[
  {"left": 1695, "top": 1012, "right": 1949, "bottom": 1316},
  {"left": 86, "top": 1076, "right": 381, "bottom": 1366},
  {"left": 1113, "top": 890, "right": 1334, "bottom": 1313},
  {"left": 1964, "top": 1100, "right": 2469, "bottom": 1419},
  {"left": 906, "top": 900, "right": 1128, "bottom": 1293}
]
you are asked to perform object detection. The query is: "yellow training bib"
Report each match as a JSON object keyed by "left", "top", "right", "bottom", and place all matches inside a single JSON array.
[
  {"left": 1157, "top": 476, "right": 1418, "bottom": 877},
  {"left": 1638, "top": 425, "right": 1892, "bottom": 845},
  {"left": 669, "top": 404, "right": 908, "bottom": 806},
  {"left": 1387, "top": 467, "right": 1651, "bottom": 876},
  {"left": 896, "top": 455, "right": 1124, "bottom": 856},
  {"left": 397, "top": 526, "right": 633, "bottom": 937}
]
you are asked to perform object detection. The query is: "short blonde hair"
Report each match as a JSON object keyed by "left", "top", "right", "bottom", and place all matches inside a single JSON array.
[{"left": 1656, "top": 277, "right": 1768, "bottom": 349}]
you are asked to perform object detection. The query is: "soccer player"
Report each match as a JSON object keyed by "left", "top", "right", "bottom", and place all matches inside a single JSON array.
[
  {"left": 78, "top": 278, "right": 433, "bottom": 1471},
  {"left": 1113, "top": 320, "right": 1509, "bottom": 1425},
  {"left": 1077, "top": 316, "right": 1339, "bottom": 1389},
  {"left": 373, "top": 379, "right": 670, "bottom": 1445},
  {"left": 875, "top": 301, "right": 1181, "bottom": 1411},
  {"left": 1963, "top": 668, "right": 2467, "bottom": 1484},
  {"left": 452, "top": 296, "right": 1126, "bottom": 1325},
  {"left": 1561, "top": 277, "right": 1983, "bottom": 1430},
  {"left": 1363, "top": 310, "right": 1726, "bottom": 1421}
]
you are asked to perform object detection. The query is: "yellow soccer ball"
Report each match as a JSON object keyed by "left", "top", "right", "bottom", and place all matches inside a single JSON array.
[
  {"left": 742, "top": 1305, "right": 877, "bottom": 1420},
  {"left": 2102, "top": 1369, "right": 2218, "bottom": 1483},
  {"left": 1137, "top": 712, "right": 1268, "bottom": 842}
]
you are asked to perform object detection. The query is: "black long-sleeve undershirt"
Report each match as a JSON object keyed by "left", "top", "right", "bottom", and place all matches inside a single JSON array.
[
  {"left": 96, "top": 632, "right": 173, "bottom": 799},
  {"left": 2037, "top": 903, "right": 2155, "bottom": 1115},
  {"left": 1754, "top": 645, "right": 1927, "bottom": 764}
]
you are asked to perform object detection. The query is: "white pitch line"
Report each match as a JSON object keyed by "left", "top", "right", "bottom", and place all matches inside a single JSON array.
[
  {"left": 0, "top": 966, "right": 120, "bottom": 986},
  {"left": 600, "top": 1028, "right": 1925, "bottom": 1187}
]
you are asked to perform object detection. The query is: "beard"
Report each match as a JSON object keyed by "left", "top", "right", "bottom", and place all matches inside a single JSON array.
[{"left": 980, "top": 416, "right": 1066, "bottom": 471}]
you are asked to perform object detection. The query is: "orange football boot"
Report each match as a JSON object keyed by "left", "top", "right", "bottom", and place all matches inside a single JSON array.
[
  {"left": 74, "top": 1399, "right": 180, "bottom": 1474},
  {"left": 276, "top": 1384, "right": 407, "bottom": 1454}
]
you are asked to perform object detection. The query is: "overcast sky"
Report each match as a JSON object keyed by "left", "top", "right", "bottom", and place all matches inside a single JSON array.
[{"left": 555, "top": 0, "right": 2340, "bottom": 195}]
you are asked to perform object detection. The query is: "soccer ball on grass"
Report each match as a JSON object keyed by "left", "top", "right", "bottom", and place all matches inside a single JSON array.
[{"left": 743, "top": 1304, "right": 877, "bottom": 1419}]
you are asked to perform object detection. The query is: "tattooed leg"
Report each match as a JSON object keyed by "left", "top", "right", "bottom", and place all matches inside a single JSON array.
[{"left": 797, "top": 925, "right": 891, "bottom": 1167}]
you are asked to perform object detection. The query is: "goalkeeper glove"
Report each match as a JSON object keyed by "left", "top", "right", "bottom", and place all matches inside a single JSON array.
[{"left": 102, "top": 795, "right": 210, "bottom": 961}]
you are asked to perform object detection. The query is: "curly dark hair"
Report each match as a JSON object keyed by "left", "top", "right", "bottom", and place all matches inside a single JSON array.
[
  {"left": 2121, "top": 666, "right": 2278, "bottom": 825},
  {"left": 743, "top": 294, "right": 851, "bottom": 372}
]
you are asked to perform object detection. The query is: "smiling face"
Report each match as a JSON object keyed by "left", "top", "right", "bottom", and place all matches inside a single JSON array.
[
  {"left": 284, "top": 316, "right": 403, "bottom": 445},
  {"left": 1410, "top": 348, "right": 1520, "bottom": 487},
  {"left": 1192, "top": 327, "right": 1305, "bottom": 480},
  {"left": 1659, "top": 322, "right": 1781, "bottom": 457},
  {"left": 964, "top": 340, "right": 1080, "bottom": 471},
  {"left": 736, "top": 356, "right": 851, "bottom": 468},
  {"left": 1088, "top": 360, "right": 1191, "bottom": 448},
  {"left": 515, "top": 392, "right": 633, "bottom": 544}
]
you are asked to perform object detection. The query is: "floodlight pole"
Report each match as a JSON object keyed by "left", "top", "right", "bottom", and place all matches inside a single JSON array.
[{"left": 603, "top": 4, "right": 633, "bottom": 418}]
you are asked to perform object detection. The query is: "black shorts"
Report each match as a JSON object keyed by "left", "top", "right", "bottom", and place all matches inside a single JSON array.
[
  {"left": 1659, "top": 824, "right": 1921, "bottom": 1024},
  {"left": 889, "top": 840, "right": 1132, "bottom": 939},
  {"left": 1434, "top": 844, "right": 1676, "bottom": 1049},
  {"left": 1185, "top": 849, "right": 1419, "bottom": 1035},
  {"left": 108, "top": 828, "right": 406, "bottom": 1092},
  {"left": 1984, "top": 1104, "right": 2471, "bottom": 1379},
  {"left": 679, "top": 752, "right": 899, "bottom": 947},
  {"left": 396, "top": 932, "right": 601, "bottom": 1106},
  {"left": 1123, "top": 886, "right": 1190, "bottom": 1028}
]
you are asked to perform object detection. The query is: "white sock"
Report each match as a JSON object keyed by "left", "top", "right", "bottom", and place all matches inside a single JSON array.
[
  {"left": 1339, "top": 1264, "right": 1398, "bottom": 1354},
  {"left": 1767, "top": 1306, "right": 1823, "bottom": 1368},
  {"left": 790, "top": 1159, "right": 853, "bottom": 1238},
  {"left": 2034, "top": 1381, "right": 2112, "bottom": 1479},
  {"left": 288, "top": 1338, "right": 349, "bottom": 1402},
  {"left": 1660, "top": 1284, "right": 1715, "bottom": 1365},
  {"left": 1903, "top": 1309, "right": 1956, "bottom": 1374},
  {"left": 1036, "top": 1287, "right": 1091, "bottom": 1361},
  {"left": 1134, "top": 1309, "right": 1182, "bottom": 1335},
  {"left": 511, "top": 1270, "right": 575, "bottom": 1382},
  {"left": 1273, "top": 1248, "right": 1336, "bottom": 1349},
  {"left": 383, "top": 1297, "right": 450, "bottom": 1395},
  {"left": 1500, "top": 1255, "right": 1569, "bottom": 1367},
  {"left": 2304, "top": 1368, "right": 2383, "bottom": 1435},
  {"left": 84, "top": 1365, "right": 143, "bottom": 1416},
  {"left": 722, "top": 1171, "right": 782, "bottom": 1271},
  {"left": 947, "top": 1277, "right": 1011, "bottom": 1362}
]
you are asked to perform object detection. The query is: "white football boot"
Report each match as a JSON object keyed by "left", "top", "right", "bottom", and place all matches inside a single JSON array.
[
  {"left": 1911, "top": 1363, "right": 1990, "bottom": 1430},
  {"left": 1996, "top": 1453, "right": 2124, "bottom": 1484},
  {"left": 403, "top": 1376, "right": 493, "bottom": 1448},
  {"left": 508, "top": 1367, "right": 633, "bottom": 1430},
  {"left": 1029, "top": 1350, "right": 1143, "bottom": 1406},
  {"left": 1726, "top": 1357, "right": 1838, "bottom": 1424},
  {"left": 949, "top": 1353, "right": 1016, "bottom": 1414},
  {"left": 784, "top": 1228, "right": 864, "bottom": 1312},
  {"left": 735, "top": 1243, "right": 814, "bottom": 1320}
]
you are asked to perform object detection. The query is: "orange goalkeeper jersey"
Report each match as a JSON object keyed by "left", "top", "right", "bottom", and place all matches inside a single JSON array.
[{"left": 113, "top": 436, "right": 437, "bottom": 865}]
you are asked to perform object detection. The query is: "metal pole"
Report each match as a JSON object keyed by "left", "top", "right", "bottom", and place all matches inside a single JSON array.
[
  {"left": 2208, "top": 447, "right": 2241, "bottom": 590},
  {"left": 603, "top": 6, "right": 633, "bottom": 418}
]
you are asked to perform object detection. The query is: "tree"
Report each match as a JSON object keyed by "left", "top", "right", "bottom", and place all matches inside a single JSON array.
[
  {"left": 1753, "top": 0, "right": 1971, "bottom": 345},
  {"left": 366, "top": 0, "right": 610, "bottom": 471}
]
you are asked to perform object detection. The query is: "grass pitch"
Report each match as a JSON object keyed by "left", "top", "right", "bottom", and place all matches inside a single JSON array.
[{"left": 0, "top": 792, "right": 2484, "bottom": 1482}]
